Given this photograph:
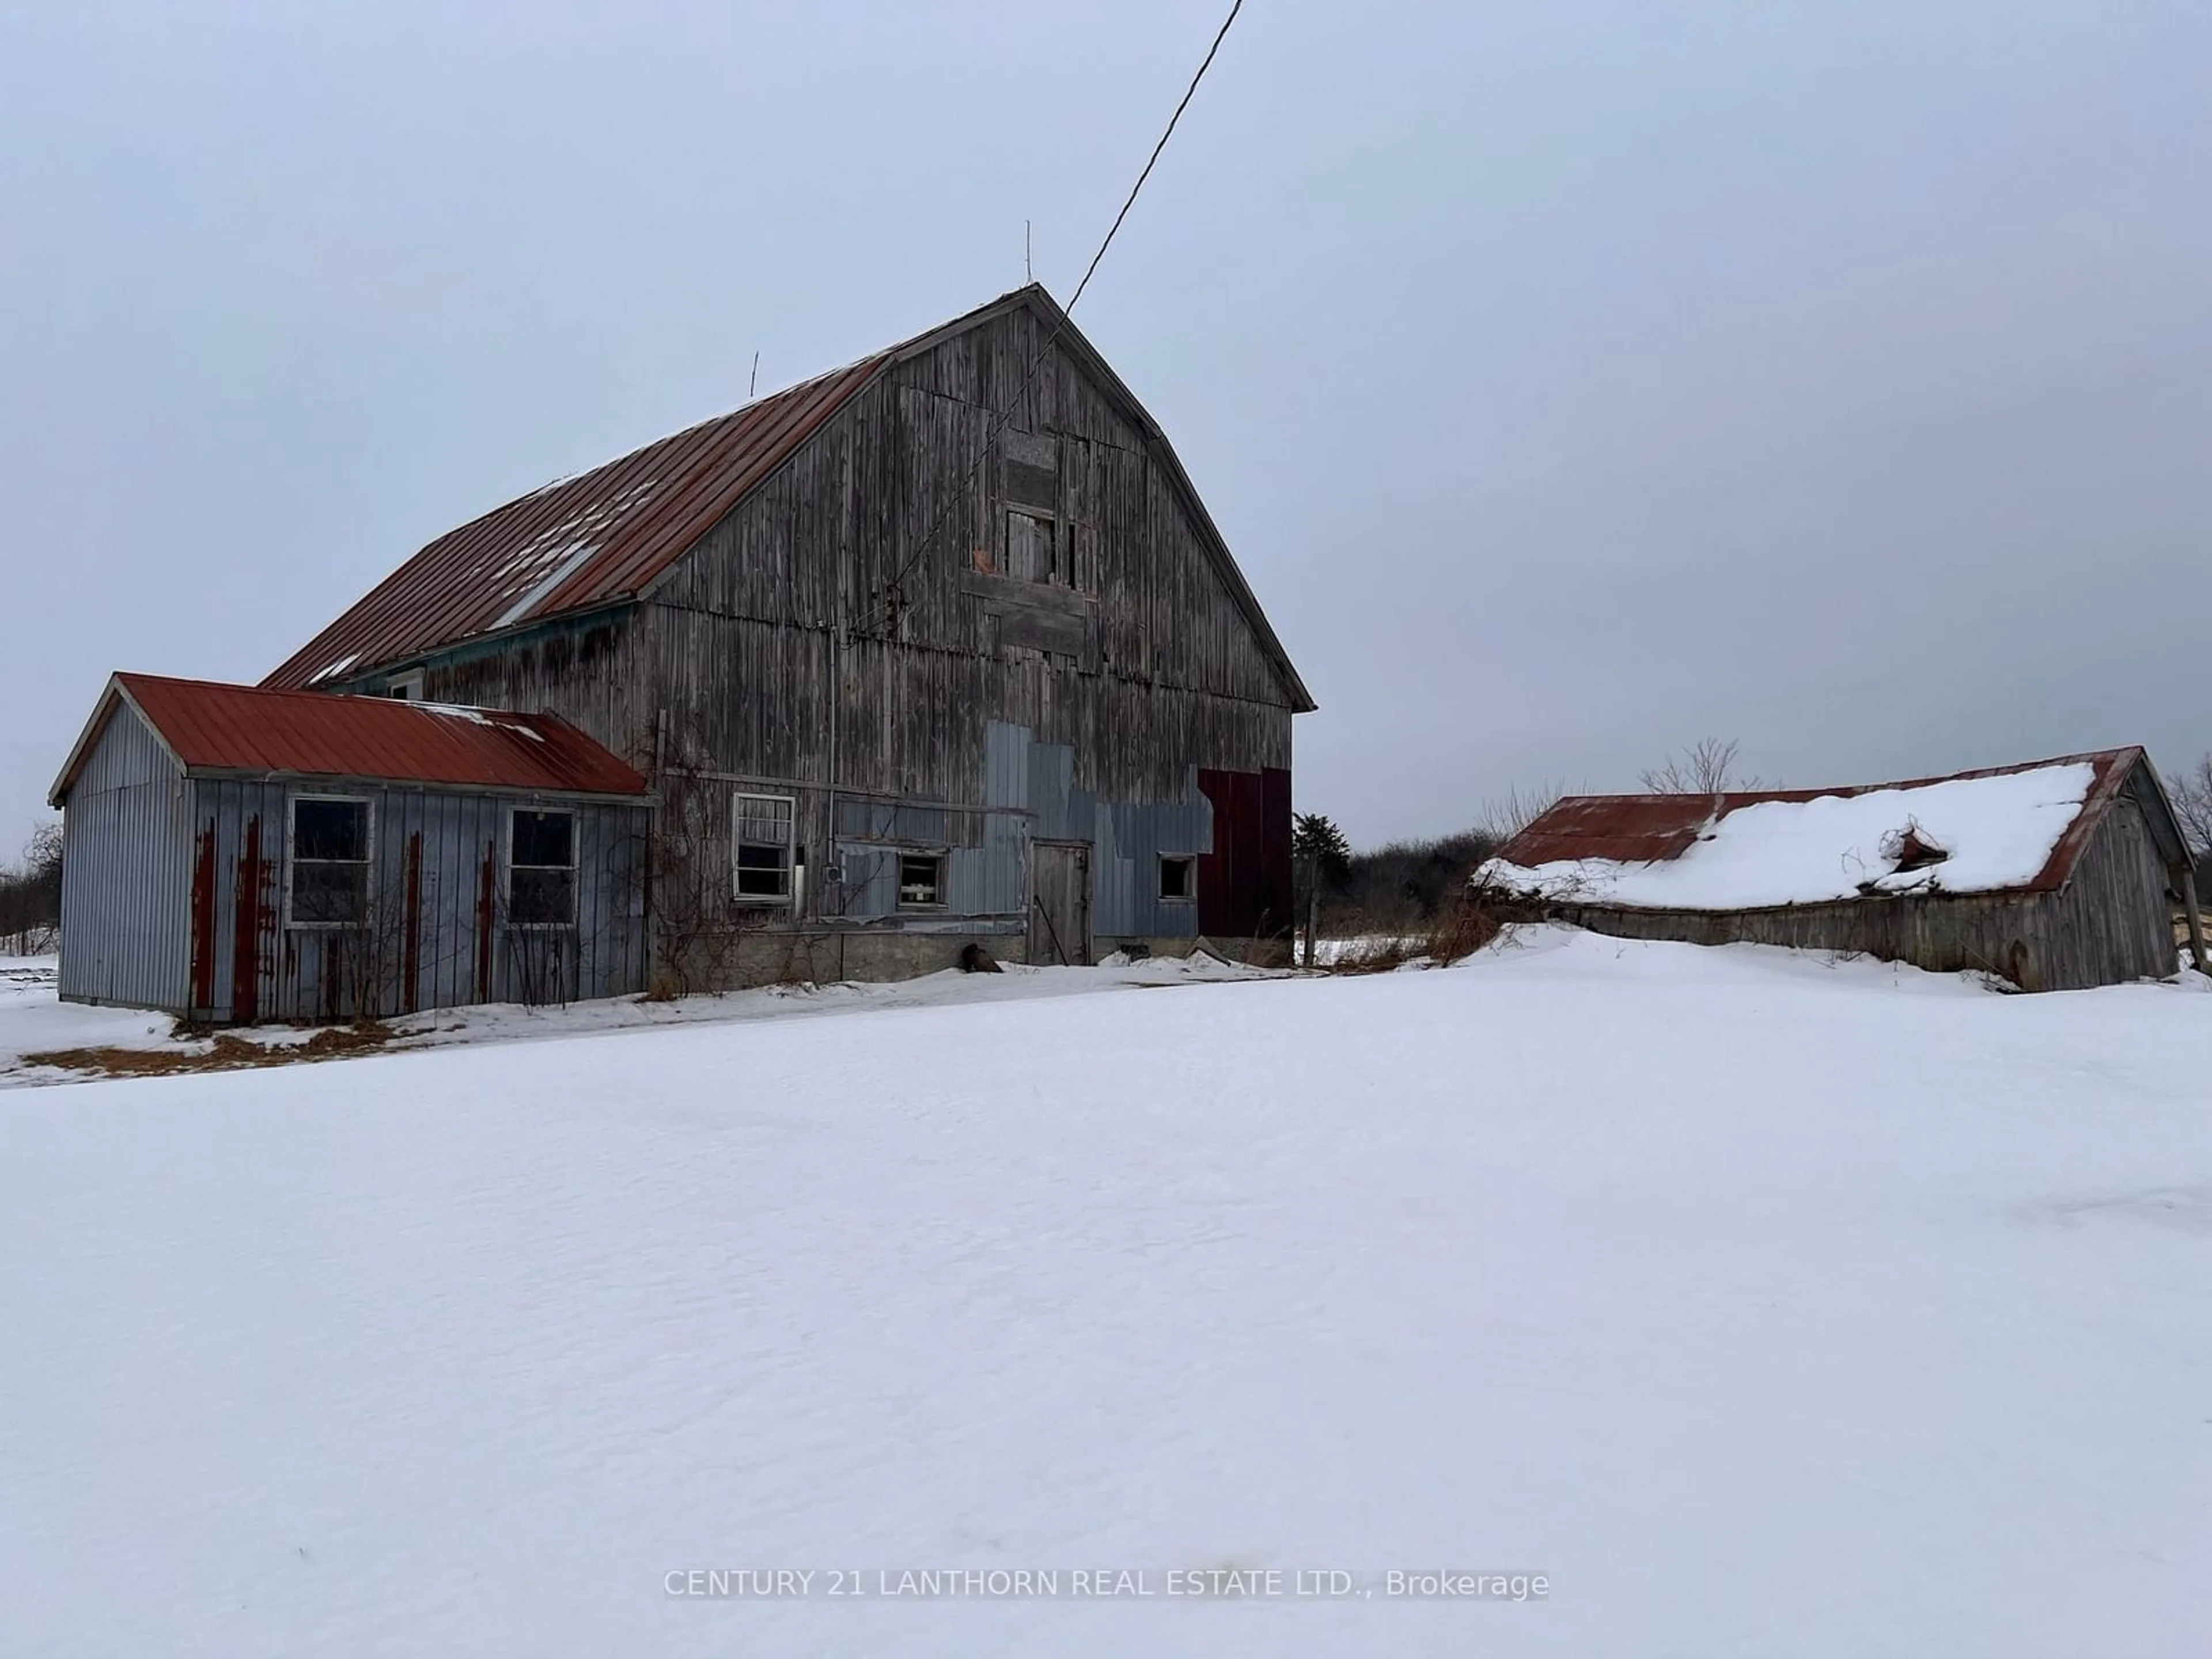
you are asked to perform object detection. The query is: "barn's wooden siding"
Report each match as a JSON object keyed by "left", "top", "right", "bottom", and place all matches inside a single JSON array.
[
  {"left": 398, "top": 301, "right": 1301, "bottom": 975},
  {"left": 1536, "top": 782, "right": 2181, "bottom": 992},
  {"left": 2033, "top": 790, "right": 2176, "bottom": 986}
]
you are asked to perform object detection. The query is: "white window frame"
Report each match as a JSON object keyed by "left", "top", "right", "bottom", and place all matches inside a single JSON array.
[
  {"left": 896, "top": 850, "right": 948, "bottom": 910},
  {"left": 1158, "top": 854, "right": 1197, "bottom": 903},
  {"left": 285, "top": 792, "right": 374, "bottom": 930},
  {"left": 732, "top": 792, "right": 797, "bottom": 906},
  {"left": 385, "top": 671, "right": 426, "bottom": 701},
  {"left": 504, "top": 806, "right": 578, "bottom": 930}
]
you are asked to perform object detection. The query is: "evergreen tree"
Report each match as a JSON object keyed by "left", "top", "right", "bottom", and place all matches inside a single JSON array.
[{"left": 1293, "top": 812, "right": 1353, "bottom": 893}]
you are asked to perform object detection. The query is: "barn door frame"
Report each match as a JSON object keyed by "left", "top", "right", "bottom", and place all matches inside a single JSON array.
[{"left": 1028, "top": 838, "right": 1092, "bottom": 967}]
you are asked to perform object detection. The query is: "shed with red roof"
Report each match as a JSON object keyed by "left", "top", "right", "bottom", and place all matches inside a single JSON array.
[
  {"left": 1478, "top": 750, "right": 2205, "bottom": 991},
  {"left": 49, "top": 675, "right": 652, "bottom": 1021}
]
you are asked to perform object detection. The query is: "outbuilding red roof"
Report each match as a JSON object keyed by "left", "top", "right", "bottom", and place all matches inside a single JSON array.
[
  {"left": 1489, "top": 749, "right": 2169, "bottom": 900},
  {"left": 51, "top": 675, "right": 649, "bottom": 804}
]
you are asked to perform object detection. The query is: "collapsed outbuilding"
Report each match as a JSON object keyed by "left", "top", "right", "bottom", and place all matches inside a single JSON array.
[
  {"left": 1479, "top": 748, "right": 2207, "bottom": 992},
  {"left": 49, "top": 674, "right": 652, "bottom": 1022}
]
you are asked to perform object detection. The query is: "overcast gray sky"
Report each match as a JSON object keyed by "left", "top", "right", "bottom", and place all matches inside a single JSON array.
[{"left": 3, "top": 1, "right": 2206, "bottom": 848}]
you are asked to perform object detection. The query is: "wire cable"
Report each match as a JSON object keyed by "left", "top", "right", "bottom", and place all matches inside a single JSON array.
[{"left": 855, "top": 0, "right": 1246, "bottom": 637}]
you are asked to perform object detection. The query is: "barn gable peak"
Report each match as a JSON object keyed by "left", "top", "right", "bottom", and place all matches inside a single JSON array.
[{"left": 262, "top": 286, "right": 1311, "bottom": 713}]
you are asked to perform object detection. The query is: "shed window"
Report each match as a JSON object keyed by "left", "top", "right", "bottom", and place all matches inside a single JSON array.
[
  {"left": 508, "top": 809, "right": 575, "bottom": 926},
  {"left": 898, "top": 853, "right": 945, "bottom": 908},
  {"left": 385, "top": 672, "right": 425, "bottom": 701},
  {"left": 734, "top": 794, "right": 796, "bottom": 903},
  {"left": 1159, "top": 855, "right": 1195, "bottom": 901},
  {"left": 289, "top": 797, "right": 370, "bottom": 926}
]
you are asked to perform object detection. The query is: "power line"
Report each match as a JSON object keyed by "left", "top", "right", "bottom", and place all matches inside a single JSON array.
[
  {"left": 1070, "top": 0, "right": 1243, "bottom": 312},
  {"left": 855, "top": 0, "right": 1245, "bottom": 638}
]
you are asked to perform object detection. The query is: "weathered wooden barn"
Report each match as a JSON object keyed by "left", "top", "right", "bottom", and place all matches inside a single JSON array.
[
  {"left": 50, "top": 675, "right": 651, "bottom": 1021},
  {"left": 259, "top": 284, "right": 1313, "bottom": 987},
  {"left": 1480, "top": 749, "right": 2208, "bottom": 992}
]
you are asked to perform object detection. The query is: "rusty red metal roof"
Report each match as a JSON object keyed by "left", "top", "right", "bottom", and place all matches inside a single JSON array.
[
  {"left": 1491, "top": 749, "right": 2162, "bottom": 900},
  {"left": 52, "top": 675, "right": 649, "bottom": 804},
  {"left": 263, "top": 354, "right": 887, "bottom": 691}
]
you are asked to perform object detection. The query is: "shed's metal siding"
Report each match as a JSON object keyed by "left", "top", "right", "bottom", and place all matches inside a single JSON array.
[
  {"left": 57, "top": 703, "right": 192, "bottom": 1011},
  {"left": 183, "top": 779, "right": 649, "bottom": 1022}
]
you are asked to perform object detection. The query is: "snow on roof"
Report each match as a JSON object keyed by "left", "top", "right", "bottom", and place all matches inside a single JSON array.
[{"left": 1482, "top": 760, "right": 2111, "bottom": 911}]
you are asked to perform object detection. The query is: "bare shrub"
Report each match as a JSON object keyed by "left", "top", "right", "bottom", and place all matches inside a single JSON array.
[
  {"left": 2173, "top": 752, "right": 2212, "bottom": 865},
  {"left": 1478, "top": 781, "right": 1565, "bottom": 843},
  {"left": 644, "top": 723, "right": 743, "bottom": 998},
  {"left": 1640, "top": 738, "right": 1760, "bottom": 795},
  {"left": 0, "top": 820, "right": 63, "bottom": 956},
  {"left": 1416, "top": 900, "right": 1502, "bottom": 967}
]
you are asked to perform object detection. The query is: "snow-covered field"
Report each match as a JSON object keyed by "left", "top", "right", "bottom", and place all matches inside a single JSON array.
[
  {"left": 5, "top": 930, "right": 2209, "bottom": 1656},
  {"left": 0, "top": 950, "right": 1269, "bottom": 1088}
]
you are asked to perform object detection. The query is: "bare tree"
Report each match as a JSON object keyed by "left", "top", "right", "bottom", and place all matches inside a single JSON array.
[
  {"left": 1640, "top": 738, "right": 1760, "bottom": 795},
  {"left": 1478, "top": 780, "right": 1566, "bottom": 844},
  {"left": 0, "top": 820, "right": 63, "bottom": 955},
  {"left": 2171, "top": 752, "right": 2212, "bottom": 861}
]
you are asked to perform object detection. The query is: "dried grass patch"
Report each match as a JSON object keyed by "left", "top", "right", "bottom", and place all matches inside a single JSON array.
[{"left": 24, "top": 1022, "right": 402, "bottom": 1081}]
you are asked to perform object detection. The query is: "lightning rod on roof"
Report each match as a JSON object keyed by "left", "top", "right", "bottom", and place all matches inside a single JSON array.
[{"left": 748, "top": 350, "right": 759, "bottom": 399}]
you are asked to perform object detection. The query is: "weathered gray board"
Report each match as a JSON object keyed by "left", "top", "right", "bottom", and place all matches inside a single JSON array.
[{"left": 1029, "top": 842, "right": 1092, "bottom": 965}]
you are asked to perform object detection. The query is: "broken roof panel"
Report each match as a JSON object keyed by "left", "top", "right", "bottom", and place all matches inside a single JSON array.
[{"left": 263, "top": 354, "right": 885, "bottom": 691}]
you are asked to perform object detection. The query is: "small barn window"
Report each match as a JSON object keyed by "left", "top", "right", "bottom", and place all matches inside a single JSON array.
[
  {"left": 1159, "top": 855, "right": 1195, "bottom": 901},
  {"left": 507, "top": 809, "right": 576, "bottom": 927},
  {"left": 1006, "top": 509, "right": 1058, "bottom": 584},
  {"left": 898, "top": 853, "right": 945, "bottom": 908},
  {"left": 289, "top": 796, "right": 370, "bottom": 926},
  {"left": 734, "top": 794, "right": 796, "bottom": 903},
  {"left": 385, "top": 672, "right": 425, "bottom": 701}
]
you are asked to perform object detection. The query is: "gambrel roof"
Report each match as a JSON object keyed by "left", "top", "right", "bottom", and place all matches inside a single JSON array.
[{"left": 264, "top": 287, "right": 1313, "bottom": 710}]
